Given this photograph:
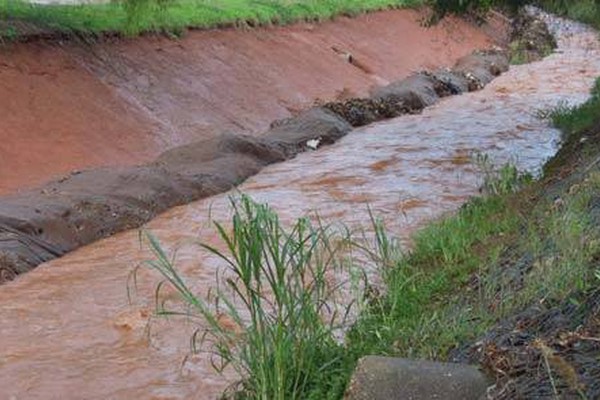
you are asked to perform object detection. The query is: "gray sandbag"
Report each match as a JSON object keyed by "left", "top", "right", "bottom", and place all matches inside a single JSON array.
[
  {"left": 476, "top": 50, "right": 510, "bottom": 76},
  {"left": 345, "top": 356, "right": 491, "bottom": 400},
  {"left": 0, "top": 134, "right": 292, "bottom": 280},
  {"left": 154, "top": 134, "right": 287, "bottom": 179},
  {"left": 0, "top": 222, "right": 63, "bottom": 282},
  {"left": 429, "top": 69, "right": 471, "bottom": 96},
  {"left": 454, "top": 50, "right": 509, "bottom": 91},
  {"left": 264, "top": 107, "right": 352, "bottom": 154},
  {"left": 373, "top": 73, "right": 440, "bottom": 111}
]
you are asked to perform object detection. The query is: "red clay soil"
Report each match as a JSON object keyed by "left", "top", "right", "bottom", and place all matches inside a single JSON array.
[
  {"left": 0, "top": 8, "right": 502, "bottom": 195},
  {"left": 0, "top": 43, "right": 160, "bottom": 194}
]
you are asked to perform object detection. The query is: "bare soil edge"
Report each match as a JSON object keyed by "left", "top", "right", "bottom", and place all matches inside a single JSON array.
[{"left": 0, "top": 12, "right": 553, "bottom": 284}]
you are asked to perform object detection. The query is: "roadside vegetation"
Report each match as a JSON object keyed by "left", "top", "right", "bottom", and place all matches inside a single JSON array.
[
  {"left": 0, "top": 0, "right": 421, "bottom": 38},
  {"left": 3, "top": 0, "right": 600, "bottom": 39}
]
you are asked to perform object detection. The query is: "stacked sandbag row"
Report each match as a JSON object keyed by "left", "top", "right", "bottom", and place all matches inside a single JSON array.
[{"left": 322, "top": 48, "right": 509, "bottom": 128}]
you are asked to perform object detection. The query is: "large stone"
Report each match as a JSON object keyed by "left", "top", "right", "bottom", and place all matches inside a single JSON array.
[
  {"left": 265, "top": 107, "right": 352, "bottom": 154},
  {"left": 345, "top": 356, "right": 491, "bottom": 400}
]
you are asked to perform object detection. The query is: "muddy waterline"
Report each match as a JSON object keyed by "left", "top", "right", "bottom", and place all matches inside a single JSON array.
[{"left": 1, "top": 13, "right": 599, "bottom": 400}]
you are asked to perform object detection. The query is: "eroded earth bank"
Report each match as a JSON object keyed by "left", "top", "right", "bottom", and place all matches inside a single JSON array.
[{"left": 0, "top": 8, "right": 496, "bottom": 194}]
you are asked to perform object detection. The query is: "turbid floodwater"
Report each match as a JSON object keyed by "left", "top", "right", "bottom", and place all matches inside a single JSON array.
[{"left": 1, "top": 10, "right": 599, "bottom": 400}]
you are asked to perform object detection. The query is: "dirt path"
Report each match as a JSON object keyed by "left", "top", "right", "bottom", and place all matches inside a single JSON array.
[{"left": 0, "top": 8, "right": 500, "bottom": 195}]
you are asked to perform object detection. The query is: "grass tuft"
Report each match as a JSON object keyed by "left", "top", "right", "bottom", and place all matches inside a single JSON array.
[
  {"left": 546, "top": 78, "right": 600, "bottom": 141},
  {"left": 140, "top": 195, "right": 363, "bottom": 400}
]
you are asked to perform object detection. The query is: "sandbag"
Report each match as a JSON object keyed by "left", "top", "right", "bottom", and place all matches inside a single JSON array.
[{"left": 372, "top": 73, "right": 441, "bottom": 111}]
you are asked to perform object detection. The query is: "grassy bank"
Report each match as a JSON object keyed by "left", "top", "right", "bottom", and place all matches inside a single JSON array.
[
  {"left": 0, "top": 0, "right": 420, "bottom": 38},
  {"left": 3, "top": 0, "right": 600, "bottom": 39}
]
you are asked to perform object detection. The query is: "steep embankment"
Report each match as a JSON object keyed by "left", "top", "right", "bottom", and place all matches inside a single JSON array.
[{"left": 0, "top": 8, "right": 500, "bottom": 195}]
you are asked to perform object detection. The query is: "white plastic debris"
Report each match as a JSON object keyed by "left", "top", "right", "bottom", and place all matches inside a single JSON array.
[{"left": 306, "top": 137, "right": 322, "bottom": 150}]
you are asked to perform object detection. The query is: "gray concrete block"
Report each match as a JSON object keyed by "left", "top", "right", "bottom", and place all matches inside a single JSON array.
[{"left": 345, "top": 356, "right": 491, "bottom": 400}]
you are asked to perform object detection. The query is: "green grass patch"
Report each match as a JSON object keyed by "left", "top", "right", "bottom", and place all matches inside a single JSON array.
[
  {"left": 7, "top": 0, "right": 599, "bottom": 39},
  {"left": 0, "top": 0, "right": 421, "bottom": 37},
  {"left": 546, "top": 78, "right": 600, "bottom": 141},
  {"left": 347, "top": 193, "right": 520, "bottom": 360}
]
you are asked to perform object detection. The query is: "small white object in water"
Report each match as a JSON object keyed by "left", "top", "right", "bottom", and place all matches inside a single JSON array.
[{"left": 306, "top": 137, "right": 322, "bottom": 150}]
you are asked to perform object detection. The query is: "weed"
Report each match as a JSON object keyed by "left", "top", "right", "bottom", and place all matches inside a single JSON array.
[
  {"left": 509, "top": 39, "right": 554, "bottom": 65},
  {"left": 547, "top": 79, "right": 600, "bottom": 141},
  {"left": 140, "top": 195, "right": 364, "bottom": 400},
  {"left": 474, "top": 153, "right": 533, "bottom": 195}
]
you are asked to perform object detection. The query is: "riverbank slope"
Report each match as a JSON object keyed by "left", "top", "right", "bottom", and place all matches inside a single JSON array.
[{"left": 0, "top": 8, "right": 499, "bottom": 194}]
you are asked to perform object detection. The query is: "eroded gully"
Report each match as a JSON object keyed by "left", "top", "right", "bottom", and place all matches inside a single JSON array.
[{"left": 1, "top": 12, "right": 599, "bottom": 400}]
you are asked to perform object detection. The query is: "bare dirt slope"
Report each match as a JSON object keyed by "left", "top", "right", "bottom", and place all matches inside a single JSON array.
[
  {"left": 0, "top": 43, "right": 159, "bottom": 194},
  {"left": 0, "top": 9, "right": 499, "bottom": 195}
]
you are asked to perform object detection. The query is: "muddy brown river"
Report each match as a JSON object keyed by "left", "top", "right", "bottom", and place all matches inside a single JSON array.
[{"left": 1, "top": 11, "right": 599, "bottom": 400}]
